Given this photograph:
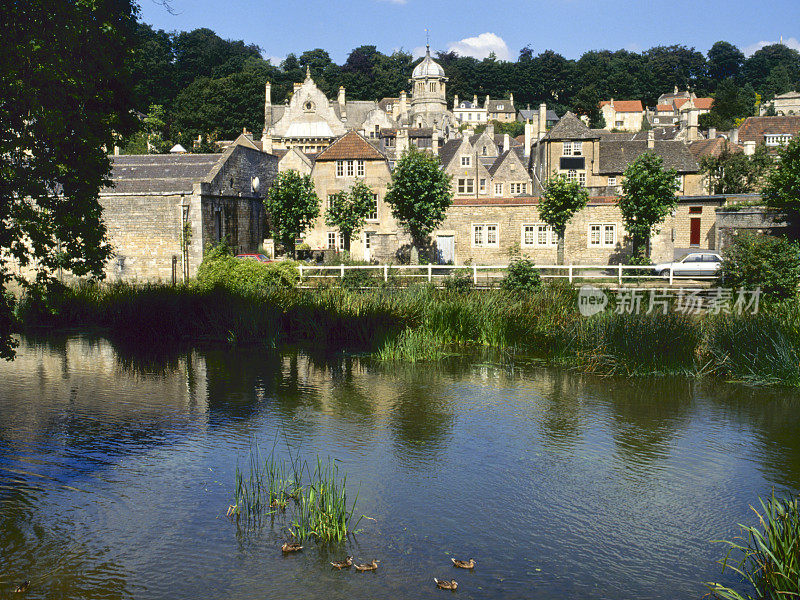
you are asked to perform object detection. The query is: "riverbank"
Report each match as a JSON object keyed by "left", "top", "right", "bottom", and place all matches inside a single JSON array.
[{"left": 13, "top": 281, "right": 800, "bottom": 385}]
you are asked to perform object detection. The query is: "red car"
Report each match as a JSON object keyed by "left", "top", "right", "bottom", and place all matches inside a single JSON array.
[{"left": 235, "top": 254, "right": 273, "bottom": 263}]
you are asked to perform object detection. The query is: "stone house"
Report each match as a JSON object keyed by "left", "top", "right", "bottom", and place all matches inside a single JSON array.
[
  {"left": 760, "top": 91, "right": 800, "bottom": 116},
  {"left": 452, "top": 95, "right": 488, "bottom": 125},
  {"left": 599, "top": 100, "right": 644, "bottom": 131},
  {"left": 101, "top": 141, "right": 277, "bottom": 282},
  {"left": 486, "top": 95, "right": 516, "bottom": 123},
  {"left": 302, "top": 131, "right": 403, "bottom": 262},
  {"left": 735, "top": 115, "right": 800, "bottom": 154}
]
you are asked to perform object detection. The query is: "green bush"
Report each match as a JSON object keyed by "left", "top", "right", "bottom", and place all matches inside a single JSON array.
[
  {"left": 442, "top": 269, "right": 473, "bottom": 293},
  {"left": 502, "top": 259, "right": 541, "bottom": 295},
  {"left": 718, "top": 233, "right": 800, "bottom": 301},
  {"left": 196, "top": 254, "right": 299, "bottom": 292}
]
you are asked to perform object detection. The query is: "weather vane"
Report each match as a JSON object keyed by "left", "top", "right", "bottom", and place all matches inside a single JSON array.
[{"left": 425, "top": 28, "right": 430, "bottom": 50}]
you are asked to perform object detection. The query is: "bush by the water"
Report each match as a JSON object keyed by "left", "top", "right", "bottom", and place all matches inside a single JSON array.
[
  {"left": 196, "top": 246, "right": 299, "bottom": 292},
  {"left": 502, "top": 259, "right": 541, "bottom": 295},
  {"left": 442, "top": 268, "right": 472, "bottom": 293},
  {"left": 718, "top": 233, "right": 800, "bottom": 301}
]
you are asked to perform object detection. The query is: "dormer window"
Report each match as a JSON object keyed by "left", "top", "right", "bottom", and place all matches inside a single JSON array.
[
  {"left": 765, "top": 134, "right": 792, "bottom": 146},
  {"left": 482, "top": 146, "right": 487, "bottom": 156},
  {"left": 497, "top": 104, "right": 504, "bottom": 110}
]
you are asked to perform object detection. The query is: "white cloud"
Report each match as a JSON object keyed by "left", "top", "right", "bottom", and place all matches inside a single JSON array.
[
  {"left": 411, "top": 45, "right": 427, "bottom": 59},
  {"left": 743, "top": 37, "right": 800, "bottom": 56},
  {"left": 265, "top": 55, "right": 284, "bottom": 66},
  {"left": 447, "top": 32, "right": 511, "bottom": 61}
]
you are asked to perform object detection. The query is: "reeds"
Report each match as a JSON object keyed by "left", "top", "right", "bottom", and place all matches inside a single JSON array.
[
  {"left": 230, "top": 443, "right": 361, "bottom": 545},
  {"left": 707, "top": 492, "right": 800, "bottom": 600}
]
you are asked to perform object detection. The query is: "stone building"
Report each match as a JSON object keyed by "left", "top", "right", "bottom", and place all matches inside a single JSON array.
[
  {"left": 453, "top": 95, "right": 488, "bottom": 125},
  {"left": 599, "top": 100, "right": 644, "bottom": 131},
  {"left": 760, "top": 91, "right": 800, "bottom": 116},
  {"left": 735, "top": 115, "right": 800, "bottom": 154},
  {"left": 100, "top": 141, "right": 277, "bottom": 282}
]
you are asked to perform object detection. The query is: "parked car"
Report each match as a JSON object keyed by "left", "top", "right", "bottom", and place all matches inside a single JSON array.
[
  {"left": 235, "top": 254, "right": 273, "bottom": 263},
  {"left": 653, "top": 252, "right": 722, "bottom": 277}
]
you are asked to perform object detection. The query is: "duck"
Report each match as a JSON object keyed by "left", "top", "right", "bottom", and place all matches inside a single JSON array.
[
  {"left": 15, "top": 581, "right": 30, "bottom": 593},
  {"left": 330, "top": 556, "right": 353, "bottom": 569},
  {"left": 434, "top": 578, "right": 458, "bottom": 591},
  {"left": 354, "top": 559, "right": 379, "bottom": 571},
  {"left": 281, "top": 542, "right": 303, "bottom": 553},
  {"left": 451, "top": 558, "right": 475, "bottom": 569}
]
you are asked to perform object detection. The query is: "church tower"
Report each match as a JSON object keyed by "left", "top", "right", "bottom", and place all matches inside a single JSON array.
[{"left": 409, "top": 45, "right": 448, "bottom": 129}]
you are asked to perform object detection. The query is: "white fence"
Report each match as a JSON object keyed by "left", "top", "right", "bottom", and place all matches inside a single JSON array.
[{"left": 297, "top": 264, "right": 717, "bottom": 288}]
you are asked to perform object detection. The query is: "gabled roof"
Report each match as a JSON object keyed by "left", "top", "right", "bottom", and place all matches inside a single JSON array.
[
  {"left": 487, "top": 148, "right": 527, "bottom": 176},
  {"left": 689, "top": 137, "right": 742, "bottom": 160},
  {"left": 439, "top": 139, "right": 462, "bottom": 168},
  {"left": 518, "top": 108, "right": 559, "bottom": 122},
  {"left": 105, "top": 153, "right": 223, "bottom": 194},
  {"left": 737, "top": 116, "right": 800, "bottom": 143},
  {"left": 543, "top": 112, "right": 598, "bottom": 140},
  {"left": 315, "top": 130, "right": 386, "bottom": 161},
  {"left": 774, "top": 90, "right": 800, "bottom": 99},
  {"left": 600, "top": 100, "right": 644, "bottom": 112},
  {"left": 487, "top": 99, "right": 514, "bottom": 113},
  {"left": 378, "top": 97, "right": 398, "bottom": 112},
  {"left": 597, "top": 140, "right": 699, "bottom": 174},
  {"left": 656, "top": 104, "right": 675, "bottom": 112},
  {"left": 692, "top": 97, "right": 714, "bottom": 110}
]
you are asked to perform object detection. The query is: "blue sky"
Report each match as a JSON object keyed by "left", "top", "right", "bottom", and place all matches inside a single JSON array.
[{"left": 139, "top": 0, "right": 799, "bottom": 63}]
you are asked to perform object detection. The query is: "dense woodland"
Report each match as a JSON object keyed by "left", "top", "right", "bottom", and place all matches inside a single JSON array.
[{"left": 127, "top": 23, "right": 800, "bottom": 150}]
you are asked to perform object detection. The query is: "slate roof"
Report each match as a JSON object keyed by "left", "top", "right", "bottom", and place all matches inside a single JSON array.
[
  {"left": 737, "top": 116, "right": 800, "bottom": 143},
  {"left": 486, "top": 99, "right": 515, "bottom": 113},
  {"left": 600, "top": 100, "right": 644, "bottom": 112},
  {"left": 315, "top": 130, "right": 387, "bottom": 161},
  {"left": 438, "top": 139, "right": 462, "bottom": 168},
  {"left": 104, "top": 154, "right": 222, "bottom": 194},
  {"left": 543, "top": 112, "right": 598, "bottom": 140},
  {"left": 518, "top": 108, "right": 559, "bottom": 122},
  {"left": 597, "top": 140, "right": 699, "bottom": 174},
  {"left": 378, "top": 97, "right": 398, "bottom": 112},
  {"left": 331, "top": 100, "right": 380, "bottom": 129},
  {"left": 688, "top": 137, "right": 742, "bottom": 160},
  {"left": 593, "top": 127, "right": 679, "bottom": 141}
]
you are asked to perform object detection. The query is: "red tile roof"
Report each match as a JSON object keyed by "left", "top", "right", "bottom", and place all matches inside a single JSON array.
[
  {"left": 738, "top": 116, "right": 800, "bottom": 144},
  {"left": 693, "top": 97, "right": 714, "bottom": 110},
  {"left": 674, "top": 98, "right": 689, "bottom": 109},
  {"left": 315, "top": 130, "right": 387, "bottom": 161},
  {"left": 688, "top": 137, "right": 742, "bottom": 160},
  {"left": 656, "top": 104, "right": 674, "bottom": 112},
  {"left": 600, "top": 100, "right": 643, "bottom": 112}
]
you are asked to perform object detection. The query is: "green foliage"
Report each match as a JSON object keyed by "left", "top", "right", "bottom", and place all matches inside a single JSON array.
[
  {"left": 700, "top": 80, "right": 758, "bottom": 131},
  {"left": 700, "top": 145, "right": 772, "bottom": 194},
  {"left": 762, "top": 136, "right": 800, "bottom": 217},
  {"left": 196, "top": 253, "right": 299, "bottom": 292},
  {"left": 539, "top": 174, "right": 590, "bottom": 264},
  {"left": 384, "top": 146, "right": 453, "bottom": 247},
  {"left": 620, "top": 152, "right": 680, "bottom": 257},
  {"left": 265, "top": 170, "right": 320, "bottom": 256},
  {"left": 706, "top": 493, "right": 800, "bottom": 600},
  {"left": 324, "top": 180, "right": 374, "bottom": 251},
  {"left": 502, "top": 260, "right": 542, "bottom": 295},
  {"left": 718, "top": 232, "right": 800, "bottom": 301},
  {"left": 442, "top": 269, "right": 473, "bottom": 294},
  {"left": 1, "top": 0, "right": 139, "bottom": 358}
]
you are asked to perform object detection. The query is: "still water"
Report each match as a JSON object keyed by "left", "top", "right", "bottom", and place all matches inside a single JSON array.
[{"left": 1, "top": 335, "right": 798, "bottom": 599}]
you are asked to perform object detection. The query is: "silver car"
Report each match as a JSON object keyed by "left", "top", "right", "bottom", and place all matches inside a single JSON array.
[{"left": 653, "top": 252, "right": 722, "bottom": 277}]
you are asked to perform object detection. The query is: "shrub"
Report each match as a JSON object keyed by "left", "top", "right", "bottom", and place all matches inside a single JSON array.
[
  {"left": 718, "top": 233, "right": 800, "bottom": 301},
  {"left": 502, "top": 259, "right": 541, "bottom": 295},
  {"left": 196, "top": 255, "right": 299, "bottom": 292},
  {"left": 442, "top": 269, "right": 472, "bottom": 293}
]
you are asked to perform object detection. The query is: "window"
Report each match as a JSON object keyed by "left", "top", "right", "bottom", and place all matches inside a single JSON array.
[
  {"left": 336, "top": 161, "right": 344, "bottom": 177},
  {"left": 337, "top": 160, "right": 358, "bottom": 178},
  {"left": 522, "top": 224, "right": 556, "bottom": 246},
  {"left": 563, "top": 142, "right": 573, "bottom": 156},
  {"left": 472, "top": 223, "right": 499, "bottom": 247},
  {"left": 766, "top": 134, "right": 792, "bottom": 146},
  {"left": 689, "top": 206, "right": 702, "bottom": 214},
  {"left": 615, "top": 120, "right": 624, "bottom": 128},
  {"left": 572, "top": 141, "right": 583, "bottom": 156},
  {"left": 385, "top": 136, "right": 395, "bottom": 147},
  {"left": 347, "top": 160, "right": 355, "bottom": 177},
  {"left": 510, "top": 183, "right": 527, "bottom": 194},
  {"left": 608, "top": 177, "right": 617, "bottom": 186},
  {"left": 457, "top": 178, "right": 474, "bottom": 194},
  {"left": 461, "top": 155, "right": 472, "bottom": 167},
  {"left": 367, "top": 194, "right": 379, "bottom": 221},
  {"left": 494, "top": 183, "right": 503, "bottom": 196},
  {"left": 588, "top": 224, "right": 617, "bottom": 247},
  {"left": 497, "top": 104, "right": 504, "bottom": 110},
  {"left": 327, "top": 232, "right": 344, "bottom": 251},
  {"left": 566, "top": 169, "right": 577, "bottom": 182},
  {"left": 482, "top": 146, "right": 487, "bottom": 156},
  {"left": 578, "top": 172, "right": 586, "bottom": 186},
  {"left": 327, "top": 194, "right": 337, "bottom": 210},
  {"left": 357, "top": 160, "right": 364, "bottom": 177},
  {"left": 479, "top": 178, "right": 486, "bottom": 193}
]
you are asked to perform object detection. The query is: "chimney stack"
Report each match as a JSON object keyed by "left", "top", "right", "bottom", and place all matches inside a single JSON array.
[
  {"left": 453, "top": 94, "right": 459, "bottom": 110},
  {"left": 647, "top": 129, "right": 655, "bottom": 149},
  {"left": 503, "top": 133, "right": 510, "bottom": 153},
  {"left": 509, "top": 92, "right": 514, "bottom": 106},
  {"left": 687, "top": 109, "right": 699, "bottom": 142},
  {"left": 708, "top": 127, "right": 717, "bottom": 139},
  {"left": 486, "top": 122, "right": 495, "bottom": 139},
  {"left": 397, "top": 128, "right": 410, "bottom": 156},
  {"left": 538, "top": 103, "right": 547, "bottom": 139},
  {"left": 744, "top": 140, "right": 756, "bottom": 156},
  {"left": 524, "top": 120, "right": 532, "bottom": 157},
  {"left": 431, "top": 130, "right": 439, "bottom": 156}
]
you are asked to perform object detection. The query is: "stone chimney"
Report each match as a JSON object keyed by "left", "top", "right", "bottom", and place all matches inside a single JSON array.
[
  {"left": 453, "top": 94, "right": 459, "bottom": 109},
  {"left": 687, "top": 109, "right": 699, "bottom": 142},
  {"left": 473, "top": 94, "right": 478, "bottom": 107},
  {"left": 509, "top": 92, "right": 514, "bottom": 106},
  {"left": 399, "top": 91, "right": 408, "bottom": 116},
  {"left": 485, "top": 94, "right": 490, "bottom": 108},
  {"left": 397, "top": 128, "right": 410, "bottom": 156},
  {"left": 708, "top": 127, "right": 717, "bottom": 139},
  {"left": 538, "top": 102, "right": 547, "bottom": 138},
  {"left": 744, "top": 140, "right": 756, "bottom": 156},
  {"left": 431, "top": 130, "right": 439, "bottom": 156},
  {"left": 338, "top": 86, "right": 347, "bottom": 121},
  {"left": 263, "top": 81, "right": 273, "bottom": 138},
  {"left": 524, "top": 120, "right": 532, "bottom": 157},
  {"left": 731, "top": 127, "right": 739, "bottom": 145},
  {"left": 647, "top": 129, "right": 655, "bottom": 149},
  {"left": 486, "top": 122, "right": 495, "bottom": 138},
  {"left": 503, "top": 133, "right": 510, "bottom": 153},
  {"left": 263, "top": 135, "right": 273, "bottom": 154}
]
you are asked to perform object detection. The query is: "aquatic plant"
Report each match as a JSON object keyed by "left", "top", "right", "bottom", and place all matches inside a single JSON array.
[{"left": 707, "top": 493, "right": 800, "bottom": 600}]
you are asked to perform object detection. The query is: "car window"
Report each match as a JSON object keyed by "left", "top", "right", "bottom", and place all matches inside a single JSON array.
[
  {"left": 702, "top": 255, "right": 718, "bottom": 262},
  {"left": 683, "top": 255, "right": 700, "bottom": 263}
]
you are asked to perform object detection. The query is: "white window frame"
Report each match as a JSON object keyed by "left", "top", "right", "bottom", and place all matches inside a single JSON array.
[
  {"left": 522, "top": 223, "right": 556, "bottom": 247},
  {"left": 608, "top": 176, "right": 617, "bottom": 186},
  {"left": 562, "top": 141, "right": 573, "bottom": 156},
  {"left": 494, "top": 183, "right": 503, "bottom": 196},
  {"left": 367, "top": 193, "right": 379, "bottom": 222},
  {"left": 327, "top": 231, "right": 345, "bottom": 251},
  {"left": 336, "top": 161, "right": 344, "bottom": 177},
  {"left": 578, "top": 172, "right": 586, "bottom": 186},
  {"left": 573, "top": 141, "right": 583, "bottom": 156},
  {"left": 357, "top": 160, "right": 365, "bottom": 177},
  {"left": 457, "top": 178, "right": 474, "bottom": 194},
  {"left": 461, "top": 155, "right": 472, "bottom": 167},
  {"left": 472, "top": 223, "right": 499, "bottom": 248},
  {"left": 510, "top": 182, "right": 527, "bottom": 194},
  {"left": 479, "top": 178, "right": 486, "bottom": 193},
  {"left": 588, "top": 223, "right": 617, "bottom": 248}
]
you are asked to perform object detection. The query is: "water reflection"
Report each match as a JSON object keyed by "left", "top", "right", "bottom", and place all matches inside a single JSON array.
[{"left": 1, "top": 335, "right": 799, "bottom": 600}]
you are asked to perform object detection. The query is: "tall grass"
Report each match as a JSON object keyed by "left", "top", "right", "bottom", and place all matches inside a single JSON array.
[{"left": 707, "top": 493, "right": 800, "bottom": 600}]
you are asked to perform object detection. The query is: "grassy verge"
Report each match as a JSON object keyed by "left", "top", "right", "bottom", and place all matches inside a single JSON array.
[{"left": 12, "top": 280, "right": 800, "bottom": 385}]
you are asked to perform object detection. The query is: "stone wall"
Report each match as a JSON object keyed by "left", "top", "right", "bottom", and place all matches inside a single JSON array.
[{"left": 715, "top": 207, "right": 789, "bottom": 251}]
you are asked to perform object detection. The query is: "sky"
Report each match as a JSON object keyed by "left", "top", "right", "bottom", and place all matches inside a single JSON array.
[{"left": 139, "top": 0, "right": 800, "bottom": 64}]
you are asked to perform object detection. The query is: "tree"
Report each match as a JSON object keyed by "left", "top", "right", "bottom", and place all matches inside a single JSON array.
[
  {"left": 717, "top": 233, "right": 800, "bottom": 301},
  {"left": 700, "top": 145, "right": 772, "bottom": 194},
  {"left": 619, "top": 153, "right": 680, "bottom": 258},
  {"left": 0, "top": 0, "right": 139, "bottom": 359},
  {"left": 264, "top": 171, "right": 320, "bottom": 257},
  {"left": 707, "top": 41, "right": 745, "bottom": 83},
  {"left": 539, "top": 174, "right": 589, "bottom": 264},
  {"left": 762, "top": 136, "right": 800, "bottom": 222},
  {"left": 699, "top": 79, "right": 757, "bottom": 131},
  {"left": 324, "top": 180, "right": 374, "bottom": 252},
  {"left": 384, "top": 146, "right": 453, "bottom": 263}
]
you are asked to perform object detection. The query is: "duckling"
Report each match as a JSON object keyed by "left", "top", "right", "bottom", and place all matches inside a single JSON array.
[
  {"left": 434, "top": 578, "right": 458, "bottom": 591},
  {"left": 281, "top": 542, "right": 303, "bottom": 553},
  {"left": 354, "top": 559, "right": 379, "bottom": 571},
  {"left": 451, "top": 558, "right": 475, "bottom": 569},
  {"left": 330, "top": 556, "right": 353, "bottom": 569},
  {"left": 14, "top": 581, "right": 30, "bottom": 593},
  {"left": 270, "top": 498, "right": 287, "bottom": 510}
]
